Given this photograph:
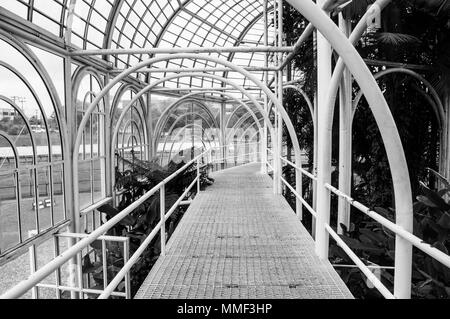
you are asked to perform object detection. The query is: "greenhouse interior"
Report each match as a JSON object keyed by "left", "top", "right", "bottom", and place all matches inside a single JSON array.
[{"left": 0, "top": 0, "right": 449, "bottom": 300}]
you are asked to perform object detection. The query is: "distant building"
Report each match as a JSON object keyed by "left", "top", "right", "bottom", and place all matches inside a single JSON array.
[{"left": 0, "top": 108, "right": 16, "bottom": 120}]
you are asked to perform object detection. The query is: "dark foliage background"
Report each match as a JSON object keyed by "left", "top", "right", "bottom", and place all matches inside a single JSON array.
[{"left": 280, "top": 0, "right": 450, "bottom": 298}]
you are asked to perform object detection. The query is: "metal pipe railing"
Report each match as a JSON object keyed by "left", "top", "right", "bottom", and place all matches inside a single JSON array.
[
  {"left": 325, "top": 224, "right": 395, "bottom": 299},
  {"left": 280, "top": 176, "right": 317, "bottom": 218},
  {"left": 325, "top": 183, "right": 450, "bottom": 269},
  {"left": 271, "top": 153, "right": 450, "bottom": 299},
  {"left": 1, "top": 145, "right": 259, "bottom": 299}
]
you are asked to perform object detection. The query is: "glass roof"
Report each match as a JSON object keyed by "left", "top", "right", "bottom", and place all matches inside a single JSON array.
[{"left": 0, "top": 0, "right": 275, "bottom": 94}]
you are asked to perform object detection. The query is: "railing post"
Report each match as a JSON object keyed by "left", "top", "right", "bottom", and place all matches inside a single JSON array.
[
  {"left": 315, "top": 0, "right": 332, "bottom": 259},
  {"left": 28, "top": 232, "right": 38, "bottom": 299},
  {"left": 295, "top": 167, "right": 303, "bottom": 221},
  {"left": 197, "top": 157, "right": 201, "bottom": 193},
  {"left": 160, "top": 184, "right": 166, "bottom": 256}
]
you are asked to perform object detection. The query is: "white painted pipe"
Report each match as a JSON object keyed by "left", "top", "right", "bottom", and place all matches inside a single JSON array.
[{"left": 286, "top": 0, "right": 413, "bottom": 298}]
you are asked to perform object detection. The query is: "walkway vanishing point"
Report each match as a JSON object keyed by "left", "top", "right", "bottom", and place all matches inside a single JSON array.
[{"left": 136, "top": 164, "right": 353, "bottom": 299}]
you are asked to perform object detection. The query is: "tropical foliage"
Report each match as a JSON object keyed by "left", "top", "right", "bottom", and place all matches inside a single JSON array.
[{"left": 280, "top": 1, "right": 450, "bottom": 298}]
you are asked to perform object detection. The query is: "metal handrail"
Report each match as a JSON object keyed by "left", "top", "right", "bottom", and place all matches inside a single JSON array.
[
  {"left": 0, "top": 145, "right": 259, "bottom": 299},
  {"left": 279, "top": 156, "right": 316, "bottom": 181},
  {"left": 280, "top": 176, "right": 316, "bottom": 218},
  {"left": 272, "top": 153, "right": 450, "bottom": 299},
  {"left": 325, "top": 183, "right": 450, "bottom": 269}
]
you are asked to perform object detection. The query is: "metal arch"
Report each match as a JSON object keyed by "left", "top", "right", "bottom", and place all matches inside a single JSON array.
[
  {"left": 110, "top": 84, "right": 149, "bottom": 146},
  {"left": 71, "top": 66, "right": 106, "bottom": 112},
  {"left": 164, "top": 123, "right": 212, "bottom": 165},
  {"left": 222, "top": 7, "right": 274, "bottom": 81},
  {"left": 164, "top": 124, "right": 213, "bottom": 165},
  {"left": 157, "top": 111, "right": 216, "bottom": 146},
  {"left": 149, "top": 0, "right": 266, "bottom": 86},
  {"left": 0, "top": 130, "right": 23, "bottom": 244},
  {"left": 225, "top": 102, "right": 263, "bottom": 129},
  {"left": 104, "top": 71, "right": 277, "bottom": 157},
  {"left": 103, "top": 0, "right": 126, "bottom": 56},
  {"left": 228, "top": 122, "right": 262, "bottom": 148},
  {"left": 119, "top": 119, "right": 145, "bottom": 152},
  {"left": 152, "top": 99, "right": 218, "bottom": 148},
  {"left": 157, "top": 112, "right": 216, "bottom": 158},
  {"left": 153, "top": 98, "right": 219, "bottom": 150},
  {"left": 74, "top": 54, "right": 302, "bottom": 223},
  {"left": 235, "top": 122, "right": 261, "bottom": 145},
  {"left": 122, "top": 121, "right": 145, "bottom": 160},
  {"left": 0, "top": 131, "right": 20, "bottom": 168},
  {"left": 0, "top": 31, "right": 68, "bottom": 160},
  {"left": 113, "top": 104, "right": 148, "bottom": 157},
  {"left": 0, "top": 96, "right": 38, "bottom": 162},
  {"left": 287, "top": 0, "right": 413, "bottom": 298},
  {"left": 106, "top": 74, "right": 254, "bottom": 188},
  {"left": 351, "top": 67, "right": 447, "bottom": 181},
  {"left": 172, "top": 129, "right": 211, "bottom": 160},
  {"left": 181, "top": 1, "right": 252, "bottom": 88},
  {"left": 156, "top": 91, "right": 262, "bottom": 140},
  {"left": 173, "top": 137, "right": 209, "bottom": 161},
  {"left": 161, "top": 116, "right": 216, "bottom": 156},
  {"left": 0, "top": 95, "right": 40, "bottom": 237},
  {"left": 0, "top": 61, "right": 53, "bottom": 161},
  {"left": 351, "top": 68, "right": 445, "bottom": 128},
  {"left": 81, "top": 91, "right": 102, "bottom": 113},
  {"left": 226, "top": 113, "right": 263, "bottom": 144},
  {"left": 110, "top": 83, "right": 147, "bottom": 120},
  {"left": 155, "top": 100, "right": 218, "bottom": 137},
  {"left": 64, "top": 0, "right": 77, "bottom": 45},
  {"left": 268, "top": 85, "right": 315, "bottom": 122}
]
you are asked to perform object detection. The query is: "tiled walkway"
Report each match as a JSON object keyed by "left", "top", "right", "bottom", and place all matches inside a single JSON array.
[{"left": 135, "top": 164, "right": 353, "bottom": 299}]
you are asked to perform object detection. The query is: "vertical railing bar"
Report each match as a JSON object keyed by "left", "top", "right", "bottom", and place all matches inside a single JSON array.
[
  {"left": 197, "top": 157, "right": 201, "bottom": 193},
  {"left": 102, "top": 239, "right": 108, "bottom": 292},
  {"left": 77, "top": 251, "right": 83, "bottom": 299},
  {"left": 160, "top": 185, "right": 166, "bottom": 256},
  {"left": 14, "top": 170, "right": 23, "bottom": 243},
  {"left": 49, "top": 163, "right": 55, "bottom": 227},
  {"left": 124, "top": 239, "right": 131, "bottom": 299},
  {"left": 54, "top": 235, "right": 62, "bottom": 299},
  {"left": 28, "top": 240, "right": 38, "bottom": 299},
  {"left": 92, "top": 210, "right": 96, "bottom": 235},
  {"left": 33, "top": 167, "right": 40, "bottom": 234}
]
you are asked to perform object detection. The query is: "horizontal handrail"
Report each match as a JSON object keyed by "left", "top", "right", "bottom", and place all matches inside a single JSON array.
[
  {"left": 325, "top": 224, "right": 395, "bottom": 299},
  {"left": 35, "top": 283, "right": 126, "bottom": 298},
  {"left": 99, "top": 220, "right": 164, "bottom": 299},
  {"left": 324, "top": 183, "right": 450, "bottom": 268},
  {"left": 79, "top": 197, "right": 113, "bottom": 216},
  {"left": 279, "top": 156, "right": 317, "bottom": 181},
  {"left": 280, "top": 176, "right": 316, "bottom": 218}
]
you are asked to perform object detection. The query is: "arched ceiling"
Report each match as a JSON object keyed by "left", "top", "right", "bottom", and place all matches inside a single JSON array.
[{"left": 1, "top": 0, "right": 276, "bottom": 96}]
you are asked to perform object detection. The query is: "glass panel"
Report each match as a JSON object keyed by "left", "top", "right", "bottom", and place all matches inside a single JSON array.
[
  {"left": 78, "top": 161, "right": 92, "bottom": 210},
  {"left": 37, "top": 166, "right": 52, "bottom": 232},
  {"left": 0, "top": 172, "right": 20, "bottom": 252},
  {"left": 19, "top": 169, "right": 38, "bottom": 241}
]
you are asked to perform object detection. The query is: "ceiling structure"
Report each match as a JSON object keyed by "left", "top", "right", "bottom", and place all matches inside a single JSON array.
[{"left": 2, "top": 0, "right": 279, "bottom": 99}]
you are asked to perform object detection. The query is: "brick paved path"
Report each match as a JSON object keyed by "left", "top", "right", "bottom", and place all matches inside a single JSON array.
[{"left": 135, "top": 164, "right": 353, "bottom": 299}]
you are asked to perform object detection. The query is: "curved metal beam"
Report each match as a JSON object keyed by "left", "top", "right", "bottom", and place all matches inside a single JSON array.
[
  {"left": 74, "top": 53, "right": 303, "bottom": 235},
  {"left": 287, "top": 0, "right": 412, "bottom": 298},
  {"left": 153, "top": 98, "right": 219, "bottom": 150}
]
